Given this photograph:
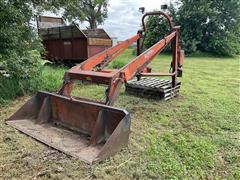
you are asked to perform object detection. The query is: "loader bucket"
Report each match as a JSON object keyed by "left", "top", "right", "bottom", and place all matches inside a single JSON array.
[{"left": 6, "top": 91, "right": 130, "bottom": 164}]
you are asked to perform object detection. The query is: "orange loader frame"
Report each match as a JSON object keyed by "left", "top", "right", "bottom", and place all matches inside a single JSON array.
[
  {"left": 6, "top": 11, "right": 185, "bottom": 164},
  {"left": 59, "top": 11, "right": 184, "bottom": 106}
]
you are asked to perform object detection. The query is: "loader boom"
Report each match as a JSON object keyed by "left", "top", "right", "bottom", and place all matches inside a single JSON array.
[
  {"left": 60, "top": 11, "right": 184, "bottom": 105},
  {"left": 7, "top": 11, "right": 184, "bottom": 164}
]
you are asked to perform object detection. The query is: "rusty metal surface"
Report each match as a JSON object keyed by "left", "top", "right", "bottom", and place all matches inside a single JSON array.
[
  {"left": 39, "top": 25, "right": 87, "bottom": 40},
  {"left": 88, "top": 45, "right": 110, "bottom": 58},
  {"left": 78, "top": 34, "right": 140, "bottom": 70},
  {"left": 43, "top": 38, "right": 88, "bottom": 61},
  {"left": 40, "top": 25, "right": 112, "bottom": 62},
  {"left": 120, "top": 31, "right": 176, "bottom": 81},
  {"left": 72, "top": 39, "right": 88, "bottom": 59},
  {"left": 88, "top": 38, "right": 112, "bottom": 46},
  {"left": 179, "top": 49, "right": 184, "bottom": 66},
  {"left": 6, "top": 91, "right": 130, "bottom": 164},
  {"left": 61, "top": 14, "right": 183, "bottom": 105},
  {"left": 67, "top": 70, "right": 115, "bottom": 85}
]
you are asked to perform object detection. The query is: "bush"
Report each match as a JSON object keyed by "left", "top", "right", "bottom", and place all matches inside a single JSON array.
[
  {"left": 178, "top": 0, "right": 240, "bottom": 56},
  {"left": 0, "top": 50, "right": 42, "bottom": 79},
  {"left": 0, "top": 51, "right": 43, "bottom": 106},
  {"left": 0, "top": 1, "right": 45, "bottom": 106}
]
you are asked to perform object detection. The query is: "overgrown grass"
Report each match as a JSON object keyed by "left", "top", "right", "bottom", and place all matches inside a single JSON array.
[
  {"left": 0, "top": 64, "right": 66, "bottom": 106},
  {"left": 38, "top": 65, "right": 66, "bottom": 92},
  {"left": 0, "top": 50, "right": 239, "bottom": 179},
  {"left": 0, "top": 76, "right": 40, "bottom": 106},
  {"left": 0, "top": 77, "right": 22, "bottom": 105}
]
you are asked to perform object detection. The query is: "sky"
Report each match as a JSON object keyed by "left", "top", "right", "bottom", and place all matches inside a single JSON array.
[
  {"left": 98, "top": 0, "right": 169, "bottom": 40},
  {"left": 44, "top": 0, "right": 169, "bottom": 40}
]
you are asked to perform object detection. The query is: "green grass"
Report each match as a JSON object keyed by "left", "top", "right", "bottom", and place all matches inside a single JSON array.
[
  {"left": 0, "top": 77, "right": 23, "bottom": 105},
  {"left": 0, "top": 50, "right": 239, "bottom": 179},
  {"left": 108, "top": 48, "right": 135, "bottom": 69},
  {"left": 38, "top": 65, "right": 66, "bottom": 92}
]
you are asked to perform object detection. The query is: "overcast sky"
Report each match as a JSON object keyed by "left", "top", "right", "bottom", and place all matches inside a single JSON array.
[
  {"left": 98, "top": 0, "right": 169, "bottom": 40},
  {"left": 44, "top": 0, "right": 169, "bottom": 40}
]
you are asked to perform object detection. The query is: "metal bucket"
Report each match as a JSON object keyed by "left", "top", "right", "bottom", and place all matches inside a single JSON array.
[{"left": 6, "top": 91, "right": 130, "bottom": 164}]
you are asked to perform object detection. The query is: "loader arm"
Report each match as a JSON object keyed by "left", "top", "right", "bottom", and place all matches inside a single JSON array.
[
  {"left": 120, "top": 31, "right": 176, "bottom": 81},
  {"left": 75, "top": 34, "right": 141, "bottom": 71},
  {"left": 60, "top": 11, "right": 184, "bottom": 105}
]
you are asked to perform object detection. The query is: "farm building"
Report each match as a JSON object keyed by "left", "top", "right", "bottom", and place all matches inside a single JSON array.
[{"left": 38, "top": 16, "right": 112, "bottom": 63}]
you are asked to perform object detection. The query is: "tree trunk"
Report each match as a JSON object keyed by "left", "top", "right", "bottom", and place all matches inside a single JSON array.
[{"left": 89, "top": 17, "right": 97, "bottom": 29}]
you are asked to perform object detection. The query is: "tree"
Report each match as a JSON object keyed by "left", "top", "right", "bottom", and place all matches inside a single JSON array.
[
  {"left": 0, "top": 0, "right": 44, "bottom": 78},
  {"left": 143, "top": 15, "right": 170, "bottom": 49},
  {"left": 178, "top": 0, "right": 240, "bottom": 55},
  {"left": 143, "top": 4, "right": 177, "bottom": 51},
  {"left": 176, "top": 0, "right": 213, "bottom": 54},
  {"left": 0, "top": 0, "right": 34, "bottom": 56},
  {"left": 143, "top": 0, "right": 240, "bottom": 56},
  {"left": 199, "top": 0, "right": 240, "bottom": 55},
  {"left": 61, "top": 0, "right": 109, "bottom": 29}
]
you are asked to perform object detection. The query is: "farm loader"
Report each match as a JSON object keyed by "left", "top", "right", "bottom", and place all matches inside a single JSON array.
[{"left": 6, "top": 11, "right": 184, "bottom": 164}]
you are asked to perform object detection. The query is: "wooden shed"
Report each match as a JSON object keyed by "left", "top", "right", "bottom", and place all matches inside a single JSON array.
[{"left": 39, "top": 23, "right": 112, "bottom": 63}]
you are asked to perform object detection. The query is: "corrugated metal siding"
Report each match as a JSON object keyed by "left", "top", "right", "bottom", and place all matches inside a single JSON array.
[
  {"left": 72, "top": 39, "right": 88, "bottom": 59},
  {"left": 63, "top": 40, "right": 72, "bottom": 59},
  {"left": 43, "top": 38, "right": 88, "bottom": 60},
  {"left": 43, "top": 39, "right": 62, "bottom": 59},
  {"left": 40, "top": 24, "right": 112, "bottom": 61}
]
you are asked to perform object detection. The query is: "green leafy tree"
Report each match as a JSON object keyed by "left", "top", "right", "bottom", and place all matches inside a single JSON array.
[
  {"left": 144, "top": 1, "right": 240, "bottom": 56},
  {"left": 199, "top": 0, "right": 240, "bottom": 55},
  {"left": 178, "top": 0, "right": 240, "bottom": 55},
  {"left": 0, "top": 0, "right": 43, "bottom": 77},
  {"left": 144, "top": 15, "right": 170, "bottom": 49},
  {"left": 143, "top": 4, "right": 177, "bottom": 51},
  {"left": 176, "top": 1, "right": 211, "bottom": 54},
  {"left": 0, "top": 1, "right": 34, "bottom": 56},
  {"left": 0, "top": 0, "right": 44, "bottom": 104},
  {"left": 60, "top": 0, "right": 109, "bottom": 29}
]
